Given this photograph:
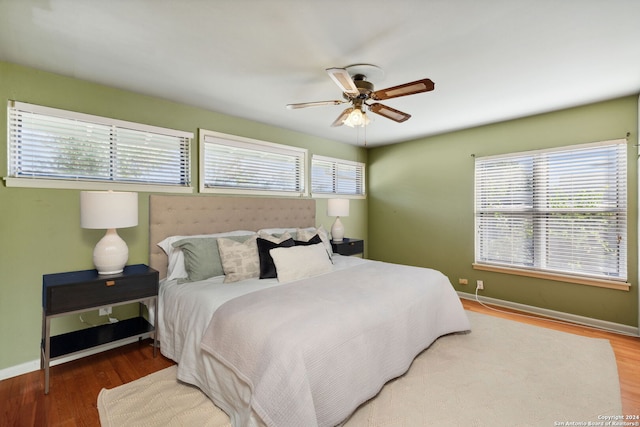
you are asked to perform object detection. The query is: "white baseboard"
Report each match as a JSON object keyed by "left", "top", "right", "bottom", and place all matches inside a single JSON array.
[
  {"left": 0, "top": 336, "right": 145, "bottom": 382},
  {"left": 458, "top": 291, "right": 639, "bottom": 337}
]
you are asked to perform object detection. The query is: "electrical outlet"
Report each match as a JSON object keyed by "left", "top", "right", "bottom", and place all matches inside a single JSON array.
[
  {"left": 458, "top": 278, "right": 468, "bottom": 285},
  {"left": 476, "top": 280, "right": 484, "bottom": 290},
  {"left": 99, "top": 306, "right": 112, "bottom": 316}
]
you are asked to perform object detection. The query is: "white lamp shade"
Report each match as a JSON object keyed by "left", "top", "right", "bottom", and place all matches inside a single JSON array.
[
  {"left": 80, "top": 191, "right": 138, "bottom": 274},
  {"left": 80, "top": 191, "right": 138, "bottom": 229},
  {"left": 327, "top": 198, "right": 349, "bottom": 217}
]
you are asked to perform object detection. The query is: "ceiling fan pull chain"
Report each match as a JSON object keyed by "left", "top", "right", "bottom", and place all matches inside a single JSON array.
[{"left": 364, "top": 122, "right": 367, "bottom": 147}]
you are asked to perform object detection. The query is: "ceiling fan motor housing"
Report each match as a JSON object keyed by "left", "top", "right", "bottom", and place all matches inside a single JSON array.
[
  {"left": 342, "top": 74, "right": 374, "bottom": 106},
  {"left": 353, "top": 74, "right": 374, "bottom": 98}
]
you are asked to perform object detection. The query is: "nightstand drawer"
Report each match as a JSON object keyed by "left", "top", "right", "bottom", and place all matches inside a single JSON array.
[
  {"left": 43, "top": 264, "right": 158, "bottom": 315},
  {"left": 331, "top": 238, "right": 364, "bottom": 256}
]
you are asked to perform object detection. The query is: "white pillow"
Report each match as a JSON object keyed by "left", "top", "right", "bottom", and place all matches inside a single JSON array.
[
  {"left": 270, "top": 243, "right": 333, "bottom": 283},
  {"left": 297, "top": 225, "right": 332, "bottom": 258},
  {"left": 157, "top": 230, "right": 255, "bottom": 280}
]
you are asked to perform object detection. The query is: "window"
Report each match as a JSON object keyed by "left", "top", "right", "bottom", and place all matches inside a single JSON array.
[
  {"left": 6, "top": 101, "right": 192, "bottom": 191},
  {"left": 311, "top": 155, "right": 366, "bottom": 198},
  {"left": 199, "top": 129, "right": 307, "bottom": 196},
  {"left": 474, "top": 139, "right": 627, "bottom": 286}
]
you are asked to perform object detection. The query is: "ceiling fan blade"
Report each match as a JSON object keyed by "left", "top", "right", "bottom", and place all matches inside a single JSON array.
[
  {"left": 331, "top": 107, "right": 354, "bottom": 127},
  {"left": 372, "top": 78, "right": 434, "bottom": 100},
  {"left": 326, "top": 68, "right": 360, "bottom": 97},
  {"left": 286, "top": 100, "right": 345, "bottom": 109},
  {"left": 369, "top": 103, "right": 411, "bottom": 123}
]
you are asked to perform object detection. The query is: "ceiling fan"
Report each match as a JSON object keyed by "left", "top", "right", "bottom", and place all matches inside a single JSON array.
[{"left": 286, "top": 64, "right": 434, "bottom": 128}]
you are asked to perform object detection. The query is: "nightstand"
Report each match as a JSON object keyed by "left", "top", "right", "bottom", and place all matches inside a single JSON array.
[
  {"left": 331, "top": 238, "right": 364, "bottom": 257},
  {"left": 41, "top": 264, "right": 158, "bottom": 394}
]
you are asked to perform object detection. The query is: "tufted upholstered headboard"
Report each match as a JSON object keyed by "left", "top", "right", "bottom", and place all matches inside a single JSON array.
[{"left": 149, "top": 195, "right": 316, "bottom": 279}]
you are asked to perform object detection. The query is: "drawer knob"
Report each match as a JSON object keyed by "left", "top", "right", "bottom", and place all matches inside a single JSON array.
[{"left": 105, "top": 280, "right": 116, "bottom": 287}]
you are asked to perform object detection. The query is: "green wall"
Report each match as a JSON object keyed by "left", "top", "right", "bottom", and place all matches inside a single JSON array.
[
  {"left": 1, "top": 58, "right": 636, "bottom": 374},
  {"left": 0, "top": 61, "right": 367, "bottom": 371},
  {"left": 368, "top": 96, "right": 639, "bottom": 327}
]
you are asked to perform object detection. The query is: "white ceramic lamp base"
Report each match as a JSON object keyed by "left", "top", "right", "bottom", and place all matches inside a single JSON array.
[
  {"left": 93, "top": 229, "right": 129, "bottom": 275},
  {"left": 331, "top": 217, "right": 345, "bottom": 242}
]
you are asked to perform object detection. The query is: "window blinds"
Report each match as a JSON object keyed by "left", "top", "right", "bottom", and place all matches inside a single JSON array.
[
  {"left": 312, "top": 155, "right": 365, "bottom": 196},
  {"left": 475, "top": 139, "right": 627, "bottom": 281},
  {"left": 7, "top": 101, "right": 192, "bottom": 187},
  {"left": 200, "top": 130, "right": 307, "bottom": 196}
]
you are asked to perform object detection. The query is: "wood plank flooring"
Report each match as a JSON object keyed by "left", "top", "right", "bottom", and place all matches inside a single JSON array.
[
  {"left": 1, "top": 299, "right": 638, "bottom": 426},
  {"left": 0, "top": 340, "right": 174, "bottom": 427}
]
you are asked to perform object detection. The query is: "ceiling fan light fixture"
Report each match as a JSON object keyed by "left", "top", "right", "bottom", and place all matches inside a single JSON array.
[{"left": 343, "top": 108, "right": 370, "bottom": 127}]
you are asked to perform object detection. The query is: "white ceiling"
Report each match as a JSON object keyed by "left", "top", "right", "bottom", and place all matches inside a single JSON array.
[{"left": 1, "top": 0, "right": 640, "bottom": 147}]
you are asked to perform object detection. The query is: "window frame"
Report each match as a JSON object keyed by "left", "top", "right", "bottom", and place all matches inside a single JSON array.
[
  {"left": 311, "top": 155, "right": 366, "bottom": 199},
  {"left": 5, "top": 101, "right": 193, "bottom": 192},
  {"left": 473, "top": 139, "right": 628, "bottom": 291},
  {"left": 198, "top": 129, "right": 308, "bottom": 197}
]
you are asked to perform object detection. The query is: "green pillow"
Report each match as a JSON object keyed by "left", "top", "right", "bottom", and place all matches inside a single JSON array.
[{"left": 172, "top": 237, "right": 223, "bottom": 283}]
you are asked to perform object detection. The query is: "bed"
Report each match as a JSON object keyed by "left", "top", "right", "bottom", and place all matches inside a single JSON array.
[{"left": 149, "top": 194, "right": 470, "bottom": 427}]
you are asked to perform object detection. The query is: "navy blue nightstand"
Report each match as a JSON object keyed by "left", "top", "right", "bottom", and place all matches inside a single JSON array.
[
  {"left": 41, "top": 264, "right": 158, "bottom": 394},
  {"left": 331, "top": 238, "right": 364, "bottom": 257}
]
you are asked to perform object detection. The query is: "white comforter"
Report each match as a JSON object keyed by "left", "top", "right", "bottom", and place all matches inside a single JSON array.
[
  {"left": 158, "top": 255, "right": 364, "bottom": 389},
  {"left": 193, "top": 258, "right": 470, "bottom": 427}
]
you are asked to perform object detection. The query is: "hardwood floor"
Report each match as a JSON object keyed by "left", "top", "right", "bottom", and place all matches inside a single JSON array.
[
  {"left": 0, "top": 340, "right": 174, "bottom": 427},
  {"left": 1, "top": 300, "right": 639, "bottom": 426}
]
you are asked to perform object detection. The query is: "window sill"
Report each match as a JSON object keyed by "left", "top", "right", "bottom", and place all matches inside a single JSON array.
[
  {"left": 472, "top": 263, "right": 630, "bottom": 291},
  {"left": 199, "top": 186, "right": 308, "bottom": 197},
  {"left": 311, "top": 193, "right": 366, "bottom": 199},
  {"left": 4, "top": 177, "right": 194, "bottom": 193}
]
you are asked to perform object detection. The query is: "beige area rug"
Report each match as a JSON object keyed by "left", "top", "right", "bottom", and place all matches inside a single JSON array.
[{"left": 98, "top": 311, "right": 622, "bottom": 426}]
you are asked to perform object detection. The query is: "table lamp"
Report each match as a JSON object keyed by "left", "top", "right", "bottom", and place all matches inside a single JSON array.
[
  {"left": 327, "top": 198, "right": 349, "bottom": 242},
  {"left": 80, "top": 191, "right": 138, "bottom": 274}
]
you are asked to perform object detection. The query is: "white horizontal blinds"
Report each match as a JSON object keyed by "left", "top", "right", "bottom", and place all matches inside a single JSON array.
[
  {"left": 537, "top": 143, "right": 627, "bottom": 279},
  {"left": 475, "top": 140, "right": 627, "bottom": 281},
  {"left": 312, "top": 155, "right": 365, "bottom": 196},
  {"left": 476, "top": 155, "right": 534, "bottom": 267},
  {"left": 112, "top": 128, "right": 189, "bottom": 185},
  {"left": 201, "top": 131, "right": 306, "bottom": 195},
  {"left": 8, "top": 101, "right": 191, "bottom": 186},
  {"left": 8, "top": 109, "right": 112, "bottom": 179},
  {"left": 311, "top": 158, "right": 334, "bottom": 193}
]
